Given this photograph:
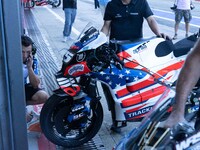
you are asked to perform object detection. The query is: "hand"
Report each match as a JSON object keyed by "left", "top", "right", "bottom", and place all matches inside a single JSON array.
[
  {"left": 157, "top": 33, "right": 171, "bottom": 40},
  {"left": 26, "top": 54, "right": 33, "bottom": 69},
  {"left": 160, "top": 111, "right": 186, "bottom": 128}
]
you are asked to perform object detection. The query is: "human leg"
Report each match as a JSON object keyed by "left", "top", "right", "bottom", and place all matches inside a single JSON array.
[
  {"left": 63, "top": 8, "right": 72, "bottom": 37},
  {"left": 25, "top": 83, "right": 49, "bottom": 105},
  {"left": 173, "top": 22, "right": 179, "bottom": 40},
  {"left": 183, "top": 10, "right": 192, "bottom": 37},
  {"left": 71, "top": 9, "right": 77, "bottom": 22},
  {"left": 185, "top": 22, "right": 189, "bottom": 37},
  {"left": 27, "top": 90, "right": 49, "bottom": 105},
  {"left": 25, "top": 84, "right": 48, "bottom": 124},
  {"left": 68, "top": 9, "right": 77, "bottom": 34},
  {"left": 173, "top": 9, "right": 182, "bottom": 40}
]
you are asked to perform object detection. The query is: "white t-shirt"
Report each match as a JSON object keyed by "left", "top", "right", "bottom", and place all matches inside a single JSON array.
[{"left": 177, "top": 0, "right": 191, "bottom": 10}]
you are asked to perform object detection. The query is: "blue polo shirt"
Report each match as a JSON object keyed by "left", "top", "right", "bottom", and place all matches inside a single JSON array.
[{"left": 104, "top": 0, "right": 153, "bottom": 40}]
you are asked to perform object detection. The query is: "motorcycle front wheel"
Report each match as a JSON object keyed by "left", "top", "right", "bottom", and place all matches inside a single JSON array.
[{"left": 40, "top": 94, "right": 104, "bottom": 147}]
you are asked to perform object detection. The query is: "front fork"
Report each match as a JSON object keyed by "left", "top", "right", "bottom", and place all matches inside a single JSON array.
[
  {"left": 81, "top": 76, "right": 127, "bottom": 130},
  {"left": 79, "top": 76, "right": 101, "bottom": 109}
]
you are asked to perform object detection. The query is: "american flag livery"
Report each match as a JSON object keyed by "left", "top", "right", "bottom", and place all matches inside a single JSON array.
[
  {"left": 90, "top": 65, "right": 170, "bottom": 120},
  {"left": 89, "top": 38, "right": 184, "bottom": 121}
]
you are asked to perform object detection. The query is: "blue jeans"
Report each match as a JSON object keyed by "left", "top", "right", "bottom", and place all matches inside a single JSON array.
[{"left": 63, "top": 8, "right": 77, "bottom": 37}]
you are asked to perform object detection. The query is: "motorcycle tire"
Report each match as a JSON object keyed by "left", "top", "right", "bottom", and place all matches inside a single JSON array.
[
  {"left": 40, "top": 94, "right": 104, "bottom": 147},
  {"left": 24, "top": 0, "right": 35, "bottom": 8},
  {"left": 50, "top": 0, "right": 61, "bottom": 8}
]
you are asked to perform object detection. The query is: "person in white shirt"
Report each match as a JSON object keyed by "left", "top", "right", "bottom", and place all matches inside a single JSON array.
[
  {"left": 22, "top": 35, "right": 49, "bottom": 106},
  {"left": 172, "top": 0, "right": 192, "bottom": 40}
]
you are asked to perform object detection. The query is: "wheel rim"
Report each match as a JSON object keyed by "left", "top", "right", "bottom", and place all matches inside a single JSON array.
[
  {"left": 49, "top": 101, "right": 96, "bottom": 140},
  {"left": 51, "top": 0, "right": 60, "bottom": 6}
]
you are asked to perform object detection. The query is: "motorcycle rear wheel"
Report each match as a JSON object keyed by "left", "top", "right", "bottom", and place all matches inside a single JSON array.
[
  {"left": 24, "top": 0, "right": 35, "bottom": 8},
  {"left": 40, "top": 94, "right": 103, "bottom": 147},
  {"left": 50, "top": 0, "right": 61, "bottom": 7}
]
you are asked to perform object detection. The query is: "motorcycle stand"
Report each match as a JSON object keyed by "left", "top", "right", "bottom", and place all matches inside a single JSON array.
[{"left": 110, "top": 121, "right": 127, "bottom": 133}]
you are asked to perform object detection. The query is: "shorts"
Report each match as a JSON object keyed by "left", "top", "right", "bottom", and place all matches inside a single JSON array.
[
  {"left": 175, "top": 9, "right": 192, "bottom": 23},
  {"left": 25, "top": 83, "right": 42, "bottom": 101}
]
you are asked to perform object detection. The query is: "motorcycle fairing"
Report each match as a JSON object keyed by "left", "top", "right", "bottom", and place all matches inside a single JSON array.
[
  {"left": 124, "top": 86, "right": 167, "bottom": 120},
  {"left": 117, "top": 88, "right": 175, "bottom": 122},
  {"left": 109, "top": 37, "right": 155, "bottom": 52},
  {"left": 114, "top": 68, "right": 178, "bottom": 121},
  {"left": 122, "top": 85, "right": 167, "bottom": 108},
  {"left": 61, "top": 31, "right": 108, "bottom": 76},
  {"left": 55, "top": 74, "right": 81, "bottom": 96},
  {"left": 125, "top": 60, "right": 184, "bottom": 91},
  {"left": 91, "top": 64, "right": 170, "bottom": 120},
  {"left": 119, "top": 85, "right": 167, "bottom": 120},
  {"left": 117, "top": 38, "right": 176, "bottom": 69},
  {"left": 64, "top": 61, "right": 91, "bottom": 77},
  {"left": 90, "top": 50, "right": 182, "bottom": 121}
]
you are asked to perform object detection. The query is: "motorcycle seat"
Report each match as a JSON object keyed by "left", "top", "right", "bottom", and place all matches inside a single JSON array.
[
  {"left": 173, "top": 35, "right": 198, "bottom": 57},
  {"left": 155, "top": 40, "right": 174, "bottom": 57}
]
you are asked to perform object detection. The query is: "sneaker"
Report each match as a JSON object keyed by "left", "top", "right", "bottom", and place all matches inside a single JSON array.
[
  {"left": 62, "top": 36, "right": 68, "bottom": 42},
  {"left": 172, "top": 34, "right": 178, "bottom": 40},
  {"left": 185, "top": 34, "right": 188, "bottom": 38},
  {"left": 62, "top": 36, "right": 73, "bottom": 42}
]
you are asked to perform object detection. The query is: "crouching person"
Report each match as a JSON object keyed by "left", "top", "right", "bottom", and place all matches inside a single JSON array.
[
  {"left": 21, "top": 35, "right": 49, "bottom": 124},
  {"left": 22, "top": 35, "right": 48, "bottom": 105}
]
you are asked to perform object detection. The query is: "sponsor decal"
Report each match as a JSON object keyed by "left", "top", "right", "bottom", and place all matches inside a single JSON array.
[
  {"left": 127, "top": 106, "right": 152, "bottom": 118},
  {"left": 175, "top": 132, "right": 200, "bottom": 150},
  {"left": 76, "top": 52, "right": 86, "bottom": 62},
  {"left": 188, "top": 105, "right": 199, "bottom": 113},
  {"left": 115, "top": 14, "right": 122, "bottom": 18},
  {"left": 82, "top": 31, "right": 99, "bottom": 47},
  {"left": 133, "top": 42, "right": 148, "bottom": 54},
  {"left": 68, "top": 64, "right": 84, "bottom": 75}
]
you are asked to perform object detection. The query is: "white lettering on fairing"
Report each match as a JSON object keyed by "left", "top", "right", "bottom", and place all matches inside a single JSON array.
[
  {"left": 68, "top": 64, "right": 84, "bottom": 75},
  {"left": 127, "top": 106, "right": 152, "bottom": 118},
  {"left": 175, "top": 132, "right": 200, "bottom": 150}
]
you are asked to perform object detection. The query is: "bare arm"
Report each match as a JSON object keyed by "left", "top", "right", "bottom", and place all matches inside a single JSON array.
[
  {"left": 173, "top": 39, "right": 200, "bottom": 115},
  {"left": 164, "top": 39, "right": 200, "bottom": 127},
  {"left": 146, "top": 16, "right": 170, "bottom": 39},
  {"left": 101, "top": 20, "right": 111, "bottom": 36},
  {"left": 28, "top": 68, "right": 40, "bottom": 88},
  {"left": 146, "top": 16, "right": 160, "bottom": 36}
]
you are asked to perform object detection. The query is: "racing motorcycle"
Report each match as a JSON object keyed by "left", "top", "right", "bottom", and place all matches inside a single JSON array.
[
  {"left": 40, "top": 25, "right": 199, "bottom": 147},
  {"left": 114, "top": 87, "right": 200, "bottom": 150},
  {"left": 23, "top": 0, "right": 61, "bottom": 8}
]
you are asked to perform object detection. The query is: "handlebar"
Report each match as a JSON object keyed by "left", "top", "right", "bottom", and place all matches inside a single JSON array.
[{"left": 110, "top": 49, "right": 124, "bottom": 68}]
